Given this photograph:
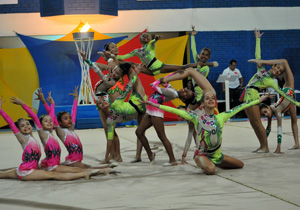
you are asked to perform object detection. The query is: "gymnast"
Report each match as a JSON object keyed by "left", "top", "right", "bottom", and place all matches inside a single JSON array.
[
  {"left": 117, "top": 33, "right": 200, "bottom": 76},
  {"left": 252, "top": 58, "right": 299, "bottom": 153},
  {"left": 0, "top": 96, "right": 100, "bottom": 181},
  {"left": 36, "top": 87, "right": 118, "bottom": 168},
  {"left": 142, "top": 91, "right": 271, "bottom": 175},
  {"left": 135, "top": 78, "right": 196, "bottom": 166},
  {"left": 97, "top": 63, "right": 147, "bottom": 163},
  {"left": 79, "top": 48, "right": 127, "bottom": 162},
  {"left": 244, "top": 29, "right": 300, "bottom": 153}
]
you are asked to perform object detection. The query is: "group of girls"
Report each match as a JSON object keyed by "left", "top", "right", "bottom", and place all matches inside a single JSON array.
[
  {"left": 1, "top": 27, "right": 300, "bottom": 179},
  {"left": 0, "top": 87, "right": 115, "bottom": 181}
]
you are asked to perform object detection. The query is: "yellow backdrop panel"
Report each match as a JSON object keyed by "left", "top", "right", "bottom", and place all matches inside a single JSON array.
[
  {"left": 0, "top": 48, "right": 39, "bottom": 127},
  {"left": 155, "top": 35, "right": 188, "bottom": 108}
]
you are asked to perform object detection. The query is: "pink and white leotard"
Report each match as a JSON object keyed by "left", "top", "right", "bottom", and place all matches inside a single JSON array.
[
  {"left": 40, "top": 131, "right": 61, "bottom": 171},
  {"left": 44, "top": 99, "right": 83, "bottom": 165},
  {"left": 0, "top": 107, "right": 42, "bottom": 179},
  {"left": 147, "top": 81, "right": 178, "bottom": 118},
  {"left": 37, "top": 103, "right": 62, "bottom": 171}
]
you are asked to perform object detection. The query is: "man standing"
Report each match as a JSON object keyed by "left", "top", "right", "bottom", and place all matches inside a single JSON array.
[{"left": 222, "top": 59, "right": 244, "bottom": 109}]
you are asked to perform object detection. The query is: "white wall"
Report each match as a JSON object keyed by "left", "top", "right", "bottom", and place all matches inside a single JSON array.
[{"left": 1, "top": 7, "right": 300, "bottom": 37}]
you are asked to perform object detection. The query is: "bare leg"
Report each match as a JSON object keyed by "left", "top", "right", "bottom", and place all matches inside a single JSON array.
[
  {"left": 216, "top": 155, "right": 244, "bottom": 169},
  {"left": 245, "top": 105, "right": 269, "bottom": 152},
  {"left": 113, "top": 132, "right": 122, "bottom": 162},
  {"left": 140, "top": 66, "right": 155, "bottom": 76},
  {"left": 99, "top": 110, "right": 116, "bottom": 160},
  {"left": 21, "top": 169, "right": 96, "bottom": 181},
  {"left": 0, "top": 168, "right": 18, "bottom": 179},
  {"left": 289, "top": 104, "right": 300, "bottom": 149},
  {"left": 0, "top": 168, "right": 99, "bottom": 181},
  {"left": 163, "top": 68, "right": 214, "bottom": 94},
  {"left": 68, "top": 161, "right": 110, "bottom": 169},
  {"left": 53, "top": 165, "right": 87, "bottom": 173},
  {"left": 132, "top": 114, "right": 145, "bottom": 162},
  {"left": 152, "top": 116, "right": 176, "bottom": 163},
  {"left": 160, "top": 64, "right": 186, "bottom": 74},
  {"left": 194, "top": 156, "right": 216, "bottom": 175},
  {"left": 135, "top": 114, "right": 154, "bottom": 161}
]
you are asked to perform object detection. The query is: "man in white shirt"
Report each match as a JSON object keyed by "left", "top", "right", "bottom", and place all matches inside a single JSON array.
[{"left": 222, "top": 59, "right": 244, "bottom": 109}]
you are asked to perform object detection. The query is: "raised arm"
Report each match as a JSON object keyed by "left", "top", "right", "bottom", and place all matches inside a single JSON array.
[
  {"left": 78, "top": 50, "right": 108, "bottom": 82},
  {"left": 190, "top": 25, "right": 198, "bottom": 63},
  {"left": 116, "top": 50, "right": 137, "bottom": 61},
  {"left": 69, "top": 86, "right": 79, "bottom": 128},
  {"left": 10, "top": 97, "right": 42, "bottom": 130},
  {"left": 253, "top": 59, "right": 294, "bottom": 88},
  {"left": 254, "top": 28, "right": 264, "bottom": 72},
  {"left": 0, "top": 97, "right": 19, "bottom": 134}
]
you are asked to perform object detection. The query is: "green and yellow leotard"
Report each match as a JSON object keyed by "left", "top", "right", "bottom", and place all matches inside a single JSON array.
[{"left": 158, "top": 100, "right": 260, "bottom": 164}]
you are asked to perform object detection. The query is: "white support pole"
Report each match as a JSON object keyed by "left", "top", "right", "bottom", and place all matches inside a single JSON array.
[
  {"left": 225, "top": 78, "right": 230, "bottom": 112},
  {"left": 73, "top": 32, "right": 95, "bottom": 105}
]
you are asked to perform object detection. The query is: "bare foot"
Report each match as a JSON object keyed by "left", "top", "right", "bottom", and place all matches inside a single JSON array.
[
  {"left": 252, "top": 147, "right": 261, "bottom": 153},
  {"left": 256, "top": 149, "right": 269, "bottom": 153},
  {"left": 150, "top": 153, "right": 156, "bottom": 164},
  {"left": 163, "top": 161, "right": 178, "bottom": 167},
  {"left": 85, "top": 169, "right": 100, "bottom": 180},
  {"left": 288, "top": 145, "right": 300, "bottom": 150},
  {"left": 130, "top": 158, "right": 142, "bottom": 163}
]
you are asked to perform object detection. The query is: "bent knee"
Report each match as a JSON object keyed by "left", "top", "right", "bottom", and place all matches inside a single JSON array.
[{"left": 203, "top": 166, "right": 215, "bottom": 175}]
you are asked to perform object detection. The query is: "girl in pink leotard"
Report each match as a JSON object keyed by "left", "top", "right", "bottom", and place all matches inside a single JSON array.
[
  {"left": 35, "top": 89, "right": 115, "bottom": 172},
  {"left": 39, "top": 87, "right": 116, "bottom": 169},
  {"left": 0, "top": 96, "right": 100, "bottom": 181}
]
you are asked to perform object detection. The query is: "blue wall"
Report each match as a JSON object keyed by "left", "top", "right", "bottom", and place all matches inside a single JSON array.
[
  {"left": 1, "top": 0, "right": 300, "bottom": 14},
  {"left": 191, "top": 30, "right": 300, "bottom": 100}
]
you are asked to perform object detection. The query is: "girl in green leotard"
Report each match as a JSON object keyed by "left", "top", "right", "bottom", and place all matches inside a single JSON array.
[
  {"left": 254, "top": 58, "right": 299, "bottom": 153},
  {"left": 245, "top": 29, "right": 300, "bottom": 153},
  {"left": 142, "top": 92, "right": 271, "bottom": 175},
  {"left": 97, "top": 64, "right": 146, "bottom": 163}
]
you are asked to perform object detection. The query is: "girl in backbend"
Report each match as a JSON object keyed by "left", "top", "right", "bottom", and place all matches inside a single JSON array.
[
  {"left": 135, "top": 78, "right": 195, "bottom": 166},
  {"left": 78, "top": 46, "right": 126, "bottom": 162},
  {"left": 244, "top": 29, "right": 300, "bottom": 153},
  {"left": 97, "top": 64, "right": 147, "bottom": 163},
  {"left": 0, "top": 96, "right": 99, "bottom": 181}
]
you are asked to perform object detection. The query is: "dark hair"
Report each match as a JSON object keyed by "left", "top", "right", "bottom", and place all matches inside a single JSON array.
[
  {"left": 57, "top": 111, "right": 68, "bottom": 122},
  {"left": 104, "top": 42, "right": 114, "bottom": 51},
  {"left": 259, "top": 103, "right": 269, "bottom": 111},
  {"left": 230, "top": 59, "right": 237, "bottom": 65},
  {"left": 39, "top": 114, "right": 47, "bottom": 124},
  {"left": 200, "top": 47, "right": 211, "bottom": 56},
  {"left": 180, "top": 90, "right": 196, "bottom": 105},
  {"left": 119, "top": 62, "right": 132, "bottom": 76},
  {"left": 16, "top": 118, "right": 27, "bottom": 129}
]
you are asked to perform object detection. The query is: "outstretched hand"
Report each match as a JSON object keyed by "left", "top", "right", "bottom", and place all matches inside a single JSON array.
[
  {"left": 254, "top": 28, "right": 264, "bottom": 38},
  {"left": 46, "top": 91, "right": 54, "bottom": 104},
  {"left": 69, "top": 86, "right": 79, "bottom": 99},
  {"left": 78, "top": 50, "right": 87, "bottom": 61},
  {"left": 259, "top": 92, "right": 274, "bottom": 103},
  {"left": 35, "top": 88, "right": 46, "bottom": 103},
  {"left": 248, "top": 59, "right": 263, "bottom": 68},
  {"left": 0, "top": 96, "right": 5, "bottom": 109},
  {"left": 10, "top": 97, "right": 25, "bottom": 106},
  {"left": 191, "top": 25, "right": 198, "bottom": 36}
]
